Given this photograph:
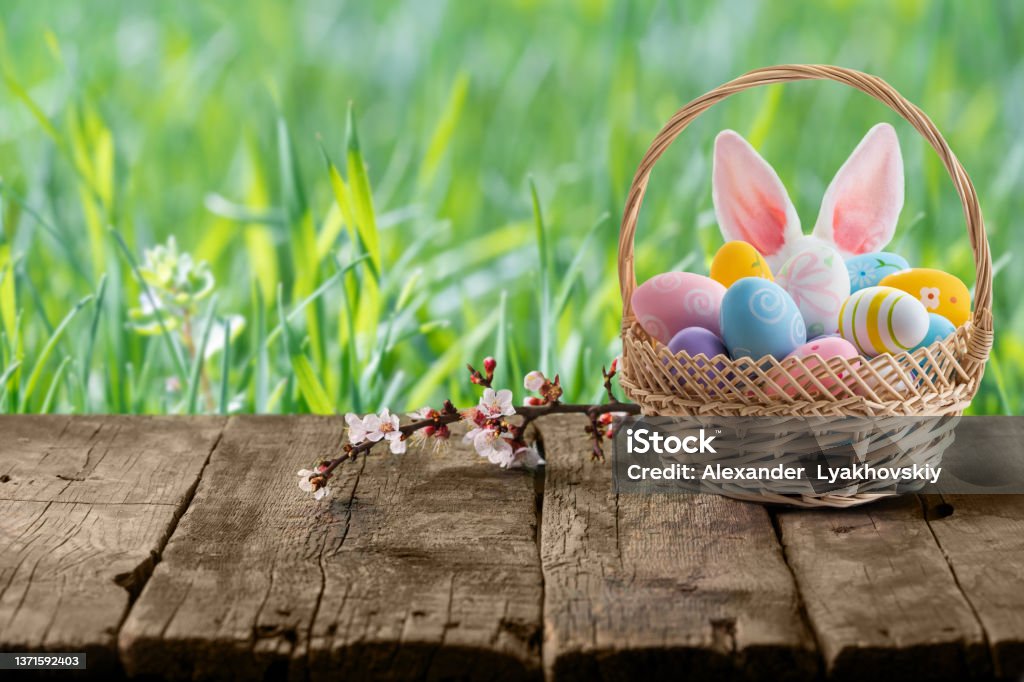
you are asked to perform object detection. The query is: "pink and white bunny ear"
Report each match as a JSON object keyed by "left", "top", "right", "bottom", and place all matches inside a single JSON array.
[
  {"left": 811, "top": 123, "right": 904, "bottom": 257},
  {"left": 713, "top": 130, "right": 802, "bottom": 269}
]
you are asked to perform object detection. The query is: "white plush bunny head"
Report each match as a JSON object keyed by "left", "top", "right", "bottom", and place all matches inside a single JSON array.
[{"left": 712, "top": 123, "right": 904, "bottom": 271}]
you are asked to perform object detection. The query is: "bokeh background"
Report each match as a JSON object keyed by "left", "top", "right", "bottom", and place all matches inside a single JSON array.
[{"left": 0, "top": 0, "right": 1020, "bottom": 415}]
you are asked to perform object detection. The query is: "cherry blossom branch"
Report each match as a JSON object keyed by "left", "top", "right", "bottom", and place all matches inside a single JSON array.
[{"left": 297, "top": 357, "right": 639, "bottom": 500}]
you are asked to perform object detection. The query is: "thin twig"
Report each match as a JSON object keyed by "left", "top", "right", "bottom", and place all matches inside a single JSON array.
[{"left": 318, "top": 399, "right": 639, "bottom": 478}]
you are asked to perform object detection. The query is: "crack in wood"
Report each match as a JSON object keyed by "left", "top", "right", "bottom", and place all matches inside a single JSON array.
[
  {"left": 114, "top": 424, "right": 226, "bottom": 616},
  {"left": 918, "top": 494, "right": 998, "bottom": 677}
]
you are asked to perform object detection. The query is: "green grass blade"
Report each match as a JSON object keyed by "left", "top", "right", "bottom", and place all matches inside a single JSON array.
[
  {"left": 495, "top": 290, "right": 509, "bottom": 391},
  {"left": 417, "top": 72, "right": 469, "bottom": 191},
  {"left": 219, "top": 318, "right": 231, "bottom": 414},
  {"left": 529, "top": 178, "right": 553, "bottom": 375},
  {"left": 277, "top": 286, "right": 334, "bottom": 415},
  {"left": 344, "top": 103, "right": 381, "bottom": 271},
  {"left": 39, "top": 356, "right": 71, "bottom": 413},
  {"left": 264, "top": 254, "right": 368, "bottom": 348},
  {"left": 0, "top": 359, "right": 21, "bottom": 409},
  {"left": 81, "top": 273, "right": 107, "bottom": 410},
  {"left": 253, "top": 284, "right": 269, "bottom": 413},
  {"left": 552, "top": 212, "right": 608, "bottom": 319},
  {"left": 185, "top": 296, "right": 218, "bottom": 414},
  {"left": 18, "top": 294, "right": 92, "bottom": 412}
]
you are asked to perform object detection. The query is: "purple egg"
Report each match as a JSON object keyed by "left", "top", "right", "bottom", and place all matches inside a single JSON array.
[
  {"left": 667, "top": 327, "right": 729, "bottom": 389},
  {"left": 668, "top": 327, "right": 728, "bottom": 358}
]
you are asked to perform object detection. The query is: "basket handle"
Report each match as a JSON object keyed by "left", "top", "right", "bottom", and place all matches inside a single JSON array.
[{"left": 618, "top": 64, "right": 993, "bottom": 368}]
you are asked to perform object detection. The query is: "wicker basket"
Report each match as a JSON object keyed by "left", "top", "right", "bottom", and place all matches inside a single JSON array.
[{"left": 617, "top": 65, "right": 993, "bottom": 507}]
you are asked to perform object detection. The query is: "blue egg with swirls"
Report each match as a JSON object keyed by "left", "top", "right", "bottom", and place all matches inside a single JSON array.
[
  {"left": 845, "top": 252, "right": 910, "bottom": 292},
  {"left": 720, "top": 278, "right": 806, "bottom": 360}
]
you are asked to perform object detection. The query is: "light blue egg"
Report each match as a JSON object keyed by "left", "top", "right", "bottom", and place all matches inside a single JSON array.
[
  {"left": 913, "top": 313, "right": 956, "bottom": 351},
  {"left": 845, "top": 252, "right": 910, "bottom": 292},
  {"left": 913, "top": 313, "right": 958, "bottom": 386},
  {"left": 720, "top": 278, "right": 806, "bottom": 360}
]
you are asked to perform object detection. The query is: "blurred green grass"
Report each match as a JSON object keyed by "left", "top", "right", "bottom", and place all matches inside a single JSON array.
[{"left": 0, "top": 0, "right": 1021, "bottom": 414}]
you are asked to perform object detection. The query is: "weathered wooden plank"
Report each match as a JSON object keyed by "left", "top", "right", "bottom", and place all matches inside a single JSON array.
[
  {"left": 536, "top": 415, "right": 818, "bottom": 681},
  {"left": 776, "top": 496, "right": 991, "bottom": 680},
  {"left": 923, "top": 494, "right": 1024, "bottom": 679},
  {"left": 0, "top": 415, "right": 225, "bottom": 674},
  {"left": 119, "top": 415, "right": 544, "bottom": 681}
]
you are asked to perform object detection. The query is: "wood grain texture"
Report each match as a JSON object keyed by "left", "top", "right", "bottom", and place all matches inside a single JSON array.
[
  {"left": 923, "top": 494, "right": 1024, "bottom": 679},
  {"left": 118, "top": 415, "right": 544, "bottom": 681},
  {"left": 535, "top": 415, "right": 817, "bottom": 681},
  {"left": 0, "top": 415, "right": 225, "bottom": 673},
  {"left": 776, "top": 496, "right": 991, "bottom": 681}
]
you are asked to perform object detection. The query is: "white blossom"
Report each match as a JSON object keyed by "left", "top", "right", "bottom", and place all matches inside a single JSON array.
[
  {"left": 469, "top": 426, "right": 515, "bottom": 466},
  {"left": 408, "top": 407, "right": 435, "bottom": 420},
  {"left": 345, "top": 413, "right": 370, "bottom": 444},
  {"left": 297, "top": 469, "right": 330, "bottom": 500},
  {"left": 478, "top": 388, "right": 515, "bottom": 418},
  {"left": 511, "top": 445, "right": 545, "bottom": 470}
]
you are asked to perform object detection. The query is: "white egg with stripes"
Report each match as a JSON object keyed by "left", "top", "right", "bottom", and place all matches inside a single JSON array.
[{"left": 838, "top": 286, "right": 929, "bottom": 357}]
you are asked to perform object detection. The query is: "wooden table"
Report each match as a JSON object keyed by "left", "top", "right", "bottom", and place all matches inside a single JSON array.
[{"left": 1, "top": 415, "right": 1022, "bottom": 680}]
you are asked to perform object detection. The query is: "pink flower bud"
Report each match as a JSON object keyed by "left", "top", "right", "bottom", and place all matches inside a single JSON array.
[
  {"left": 524, "top": 371, "right": 546, "bottom": 392},
  {"left": 483, "top": 357, "right": 497, "bottom": 374},
  {"left": 525, "top": 396, "right": 543, "bottom": 406}
]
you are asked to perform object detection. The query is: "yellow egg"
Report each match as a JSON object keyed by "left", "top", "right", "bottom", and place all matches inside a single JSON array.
[
  {"left": 710, "top": 241, "right": 773, "bottom": 288},
  {"left": 878, "top": 268, "right": 970, "bottom": 327}
]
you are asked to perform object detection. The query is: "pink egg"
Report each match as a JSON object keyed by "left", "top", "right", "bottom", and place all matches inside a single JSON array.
[
  {"left": 631, "top": 272, "right": 727, "bottom": 344},
  {"left": 765, "top": 337, "right": 860, "bottom": 398}
]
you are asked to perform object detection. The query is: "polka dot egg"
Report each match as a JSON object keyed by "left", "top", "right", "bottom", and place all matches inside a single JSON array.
[{"left": 879, "top": 268, "right": 970, "bottom": 327}]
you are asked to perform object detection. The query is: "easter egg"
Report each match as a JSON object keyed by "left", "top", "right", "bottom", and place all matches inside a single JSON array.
[
  {"left": 879, "top": 268, "right": 970, "bottom": 327},
  {"left": 775, "top": 243, "right": 850, "bottom": 337},
  {"left": 710, "top": 241, "right": 773, "bottom": 288},
  {"left": 845, "top": 252, "right": 910, "bottom": 292},
  {"left": 720, "top": 278, "right": 806, "bottom": 360},
  {"left": 667, "top": 327, "right": 728, "bottom": 359},
  {"left": 667, "top": 327, "right": 729, "bottom": 389},
  {"left": 913, "top": 313, "right": 957, "bottom": 351},
  {"left": 631, "top": 272, "right": 727, "bottom": 344},
  {"left": 838, "top": 286, "right": 929, "bottom": 356},
  {"left": 767, "top": 337, "right": 860, "bottom": 397}
]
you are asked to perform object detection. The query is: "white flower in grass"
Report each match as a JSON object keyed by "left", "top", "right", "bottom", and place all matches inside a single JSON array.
[
  {"left": 297, "top": 469, "right": 330, "bottom": 500},
  {"left": 511, "top": 445, "right": 545, "bottom": 471},
  {"left": 478, "top": 388, "right": 515, "bottom": 418},
  {"left": 524, "top": 371, "right": 546, "bottom": 392}
]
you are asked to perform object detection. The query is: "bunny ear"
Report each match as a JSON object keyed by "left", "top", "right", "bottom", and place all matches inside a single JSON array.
[
  {"left": 812, "top": 123, "right": 904, "bottom": 257},
  {"left": 713, "top": 130, "right": 802, "bottom": 267}
]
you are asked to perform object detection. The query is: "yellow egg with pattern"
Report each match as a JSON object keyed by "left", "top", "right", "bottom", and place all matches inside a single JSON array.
[
  {"left": 838, "top": 286, "right": 929, "bottom": 357},
  {"left": 878, "top": 268, "right": 970, "bottom": 327},
  {"left": 710, "top": 241, "right": 773, "bottom": 288}
]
